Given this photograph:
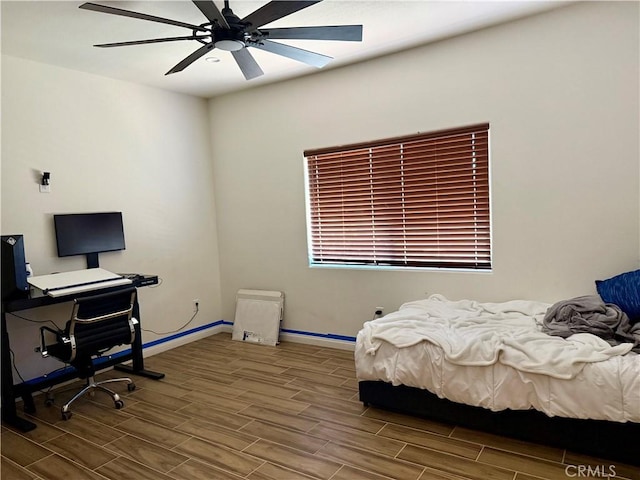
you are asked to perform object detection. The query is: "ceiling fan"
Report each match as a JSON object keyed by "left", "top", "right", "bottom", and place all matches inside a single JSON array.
[{"left": 79, "top": 1, "right": 363, "bottom": 80}]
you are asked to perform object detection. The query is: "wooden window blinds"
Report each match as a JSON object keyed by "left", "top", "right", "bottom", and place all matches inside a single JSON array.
[{"left": 304, "top": 123, "right": 491, "bottom": 270}]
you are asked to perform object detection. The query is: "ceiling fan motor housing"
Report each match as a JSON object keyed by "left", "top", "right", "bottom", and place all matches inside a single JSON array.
[{"left": 212, "top": 5, "right": 254, "bottom": 51}]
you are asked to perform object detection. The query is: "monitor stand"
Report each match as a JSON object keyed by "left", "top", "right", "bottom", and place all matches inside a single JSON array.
[{"left": 86, "top": 253, "right": 99, "bottom": 269}]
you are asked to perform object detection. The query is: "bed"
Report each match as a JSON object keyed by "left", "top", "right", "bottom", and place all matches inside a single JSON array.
[{"left": 355, "top": 294, "right": 640, "bottom": 466}]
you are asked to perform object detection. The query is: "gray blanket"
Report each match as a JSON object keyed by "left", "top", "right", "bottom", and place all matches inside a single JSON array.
[{"left": 542, "top": 295, "right": 640, "bottom": 352}]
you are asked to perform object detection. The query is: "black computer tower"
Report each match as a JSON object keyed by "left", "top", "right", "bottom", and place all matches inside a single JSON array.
[{"left": 1, "top": 235, "right": 29, "bottom": 301}]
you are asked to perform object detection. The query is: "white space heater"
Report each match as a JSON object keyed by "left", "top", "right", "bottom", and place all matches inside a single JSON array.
[{"left": 232, "top": 289, "right": 284, "bottom": 346}]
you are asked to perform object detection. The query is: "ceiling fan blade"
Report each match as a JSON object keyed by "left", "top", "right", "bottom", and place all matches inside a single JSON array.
[
  {"left": 263, "top": 25, "right": 363, "bottom": 41},
  {"left": 79, "top": 2, "right": 208, "bottom": 32},
  {"left": 94, "top": 35, "right": 209, "bottom": 48},
  {"left": 166, "top": 43, "right": 215, "bottom": 75},
  {"left": 241, "top": 1, "right": 321, "bottom": 30},
  {"left": 192, "top": 1, "right": 229, "bottom": 29},
  {"left": 252, "top": 40, "right": 331, "bottom": 68},
  {"left": 231, "top": 49, "right": 264, "bottom": 80}
]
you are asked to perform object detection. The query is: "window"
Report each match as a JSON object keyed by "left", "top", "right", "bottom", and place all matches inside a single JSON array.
[{"left": 304, "top": 123, "right": 491, "bottom": 270}]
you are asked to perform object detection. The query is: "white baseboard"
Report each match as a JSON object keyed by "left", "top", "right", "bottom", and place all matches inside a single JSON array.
[
  {"left": 140, "top": 322, "right": 355, "bottom": 359},
  {"left": 142, "top": 323, "right": 228, "bottom": 358},
  {"left": 278, "top": 332, "right": 355, "bottom": 351}
]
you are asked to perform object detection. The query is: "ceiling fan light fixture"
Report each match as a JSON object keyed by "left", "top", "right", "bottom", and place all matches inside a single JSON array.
[{"left": 214, "top": 39, "right": 245, "bottom": 51}]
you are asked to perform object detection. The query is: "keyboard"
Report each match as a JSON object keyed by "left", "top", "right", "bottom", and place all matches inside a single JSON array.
[{"left": 119, "top": 273, "right": 159, "bottom": 287}]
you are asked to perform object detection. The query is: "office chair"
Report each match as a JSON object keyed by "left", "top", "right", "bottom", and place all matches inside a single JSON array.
[{"left": 40, "top": 287, "right": 138, "bottom": 420}]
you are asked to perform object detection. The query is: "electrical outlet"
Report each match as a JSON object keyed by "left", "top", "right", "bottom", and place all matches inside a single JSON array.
[{"left": 193, "top": 298, "right": 200, "bottom": 312}]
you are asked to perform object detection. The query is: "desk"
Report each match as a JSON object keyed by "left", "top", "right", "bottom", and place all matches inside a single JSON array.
[{"left": 1, "top": 275, "right": 164, "bottom": 432}]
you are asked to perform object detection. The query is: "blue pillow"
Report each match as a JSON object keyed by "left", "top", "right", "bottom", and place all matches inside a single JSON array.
[{"left": 595, "top": 269, "right": 640, "bottom": 323}]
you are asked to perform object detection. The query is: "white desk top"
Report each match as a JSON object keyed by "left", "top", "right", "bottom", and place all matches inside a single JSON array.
[{"left": 27, "top": 268, "right": 132, "bottom": 297}]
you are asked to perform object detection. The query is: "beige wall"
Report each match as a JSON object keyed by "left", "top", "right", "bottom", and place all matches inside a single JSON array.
[
  {"left": 209, "top": 1, "right": 640, "bottom": 338},
  {"left": 1, "top": 56, "right": 222, "bottom": 379},
  {"left": 1, "top": 2, "right": 638, "bottom": 380}
]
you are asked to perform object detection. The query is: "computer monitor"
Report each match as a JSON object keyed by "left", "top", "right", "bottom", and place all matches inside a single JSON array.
[
  {"left": 54, "top": 212, "right": 126, "bottom": 269},
  {"left": 1, "top": 234, "right": 29, "bottom": 300}
]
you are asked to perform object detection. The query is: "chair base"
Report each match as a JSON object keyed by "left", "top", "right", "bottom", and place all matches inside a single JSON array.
[{"left": 59, "top": 375, "right": 135, "bottom": 420}]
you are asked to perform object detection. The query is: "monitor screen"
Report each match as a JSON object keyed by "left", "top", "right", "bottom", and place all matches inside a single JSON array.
[{"left": 54, "top": 212, "right": 125, "bottom": 268}]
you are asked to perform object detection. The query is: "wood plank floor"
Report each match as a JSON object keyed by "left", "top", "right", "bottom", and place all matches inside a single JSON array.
[{"left": 2, "top": 333, "right": 638, "bottom": 480}]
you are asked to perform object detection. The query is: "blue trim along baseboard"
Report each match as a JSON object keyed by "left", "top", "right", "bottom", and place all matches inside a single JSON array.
[
  {"left": 28, "top": 321, "right": 355, "bottom": 385},
  {"left": 25, "top": 349, "right": 132, "bottom": 386},
  {"left": 221, "top": 320, "right": 356, "bottom": 343},
  {"left": 280, "top": 328, "right": 356, "bottom": 343},
  {"left": 142, "top": 319, "right": 226, "bottom": 349},
  {"left": 26, "top": 319, "right": 226, "bottom": 386}
]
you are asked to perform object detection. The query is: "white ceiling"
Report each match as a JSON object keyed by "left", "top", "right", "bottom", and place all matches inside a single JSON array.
[{"left": 1, "top": 0, "right": 566, "bottom": 98}]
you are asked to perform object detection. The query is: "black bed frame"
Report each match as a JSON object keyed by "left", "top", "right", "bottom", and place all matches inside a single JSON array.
[{"left": 359, "top": 380, "right": 640, "bottom": 466}]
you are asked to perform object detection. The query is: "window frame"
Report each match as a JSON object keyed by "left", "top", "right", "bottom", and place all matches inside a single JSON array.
[{"left": 303, "top": 123, "right": 492, "bottom": 272}]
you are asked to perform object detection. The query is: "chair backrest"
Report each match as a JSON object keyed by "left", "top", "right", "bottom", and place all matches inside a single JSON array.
[{"left": 67, "top": 287, "right": 137, "bottom": 363}]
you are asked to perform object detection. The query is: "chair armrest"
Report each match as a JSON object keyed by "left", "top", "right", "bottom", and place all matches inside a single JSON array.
[{"left": 39, "top": 325, "right": 66, "bottom": 358}]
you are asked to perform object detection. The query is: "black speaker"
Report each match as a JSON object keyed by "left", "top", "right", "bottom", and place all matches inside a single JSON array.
[{"left": 1, "top": 235, "right": 29, "bottom": 301}]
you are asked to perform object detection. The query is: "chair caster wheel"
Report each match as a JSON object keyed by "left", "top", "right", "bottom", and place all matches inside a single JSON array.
[
  {"left": 114, "top": 400, "right": 124, "bottom": 409},
  {"left": 127, "top": 383, "right": 136, "bottom": 392},
  {"left": 61, "top": 411, "right": 72, "bottom": 420}
]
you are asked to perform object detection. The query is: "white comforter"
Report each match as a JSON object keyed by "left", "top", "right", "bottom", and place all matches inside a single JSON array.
[
  {"left": 361, "top": 294, "right": 632, "bottom": 379},
  {"left": 356, "top": 295, "right": 640, "bottom": 422}
]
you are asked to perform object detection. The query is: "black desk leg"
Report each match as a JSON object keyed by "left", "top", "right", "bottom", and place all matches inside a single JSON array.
[
  {"left": 1, "top": 309, "right": 36, "bottom": 432},
  {"left": 113, "top": 296, "right": 164, "bottom": 380},
  {"left": 22, "top": 391, "right": 36, "bottom": 415}
]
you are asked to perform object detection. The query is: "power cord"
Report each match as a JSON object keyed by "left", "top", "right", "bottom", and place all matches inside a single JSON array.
[
  {"left": 9, "top": 347, "right": 68, "bottom": 397},
  {"left": 9, "top": 311, "right": 62, "bottom": 332},
  {"left": 9, "top": 348, "right": 27, "bottom": 384},
  {"left": 142, "top": 303, "right": 199, "bottom": 335}
]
